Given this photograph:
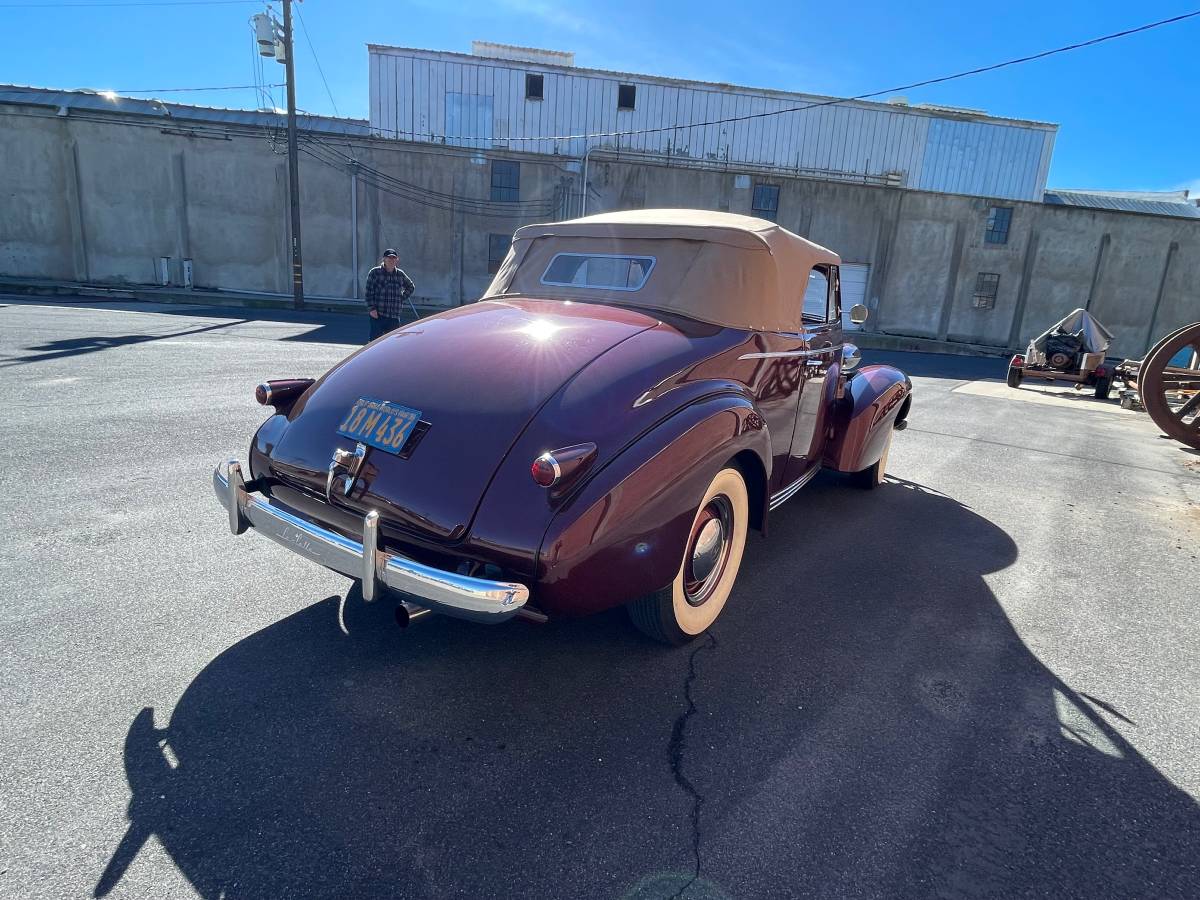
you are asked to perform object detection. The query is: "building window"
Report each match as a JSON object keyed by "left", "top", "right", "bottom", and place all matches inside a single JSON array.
[
  {"left": 617, "top": 83, "right": 636, "bottom": 111},
  {"left": 985, "top": 206, "right": 1012, "bottom": 244},
  {"left": 490, "top": 160, "right": 520, "bottom": 202},
  {"left": 973, "top": 272, "right": 1000, "bottom": 309},
  {"left": 488, "top": 234, "right": 510, "bottom": 274},
  {"left": 752, "top": 183, "right": 780, "bottom": 221},
  {"left": 525, "top": 73, "right": 543, "bottom": 101}
]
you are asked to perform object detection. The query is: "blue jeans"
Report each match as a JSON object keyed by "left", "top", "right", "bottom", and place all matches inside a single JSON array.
[{"left": 368, "top": 314, "right": 400, "bottom": 342}]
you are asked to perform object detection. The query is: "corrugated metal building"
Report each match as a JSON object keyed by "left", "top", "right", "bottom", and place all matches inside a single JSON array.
[{"left": 368, "top": 42, "right": 1058, "bottom": 202}]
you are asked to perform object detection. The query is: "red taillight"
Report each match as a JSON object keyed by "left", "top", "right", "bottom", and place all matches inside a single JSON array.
[
  {"left": 255, "top": 378, "right": 314, "bottom": 410},
  {"left": 531, "top": 453, "right": 560, "bottom": 487},
  {"left": 1011, "top": 355, "right": 1025, "bottom": 367},
  {"left": 531, "top": 443, "right": 597, "bottom": 490}
]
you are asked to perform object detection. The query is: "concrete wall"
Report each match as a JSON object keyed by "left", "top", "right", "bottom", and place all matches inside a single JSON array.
[
  {"left": 1, "top": 100, "right": 1197, "bottom": 358},
  {"left": 0, "top": 102, "right": 570, "bottom": 307},
  {"left": 591, "top": 158, "right": 1200, "bottom": 358}
]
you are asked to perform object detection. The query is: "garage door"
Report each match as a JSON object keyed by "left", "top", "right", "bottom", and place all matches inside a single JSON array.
[{"left": 840, "top": 263, "right": 870, "bottom": 330}]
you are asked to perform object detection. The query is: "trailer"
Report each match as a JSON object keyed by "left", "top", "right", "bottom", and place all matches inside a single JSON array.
[{"left": 1007, "top": 309, "right": 1117, "bottom": 399}]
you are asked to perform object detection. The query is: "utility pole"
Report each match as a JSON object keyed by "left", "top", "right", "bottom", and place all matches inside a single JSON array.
[{"left": 282, "top": 0, "right": 304, "bottom": 309}]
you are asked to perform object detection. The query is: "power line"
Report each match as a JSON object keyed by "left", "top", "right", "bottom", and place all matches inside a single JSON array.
[
  {"left": 298, "top": 134, "right": 562, "bottom": 218},
  {"left": 293, "top": 2, "right": 339, "bottom": 117},
  {"left": 249, "top": 23, "right": 274, "bottom": 110},
  {"left": 107, "top": 83, "right": 281, "bottom": 94},
  {"left": 371, "top": 9, "right": 1200, "bottom": 144},
  {"left": 300, "top": 146, "right": 558, "bottom": 218},
  {"left": 305, "top": 148, "right": 559, "bottom": 216}
]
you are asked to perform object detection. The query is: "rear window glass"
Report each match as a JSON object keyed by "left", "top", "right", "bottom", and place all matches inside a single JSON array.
[{"left": 541, "top": 253, "right": 656, "bottom": 292}]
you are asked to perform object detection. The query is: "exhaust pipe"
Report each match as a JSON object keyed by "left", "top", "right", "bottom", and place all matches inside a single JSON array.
[{"left": 395, "top": 601, "right": 434, "bottom": 628}]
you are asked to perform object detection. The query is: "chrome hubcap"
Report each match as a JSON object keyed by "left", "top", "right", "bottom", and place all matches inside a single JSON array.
[{"left": 684, "top": 496, "right": 733, "bottom": 607}]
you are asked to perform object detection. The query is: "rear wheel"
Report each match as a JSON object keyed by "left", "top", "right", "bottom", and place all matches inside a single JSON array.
[
  {"left": 849, "top": 430, "right": 892, "bottom": 490},
  {"left": 1006, "top": 365, "right": 1023, "bottom": 388},
  {"left": 627, "top": 467, "right": 749, "bottom": 645},
  {"left": 1093, "top": 376, "right": 1112, "bottom": 400}
]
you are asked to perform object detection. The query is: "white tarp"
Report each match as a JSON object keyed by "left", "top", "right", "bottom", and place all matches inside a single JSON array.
[{"left": 1026, "top": 308, "right": 1115, "bottom": 365}]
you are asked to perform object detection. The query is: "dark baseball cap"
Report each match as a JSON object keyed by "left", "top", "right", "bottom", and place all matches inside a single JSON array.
[{"left": 382, "top": 248, "right": 398, "bottom": 258}]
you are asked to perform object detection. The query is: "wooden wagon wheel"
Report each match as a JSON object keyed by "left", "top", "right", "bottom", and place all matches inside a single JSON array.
[{"left": 1141, "top": 321, "right": 1200, "bottom": 450}]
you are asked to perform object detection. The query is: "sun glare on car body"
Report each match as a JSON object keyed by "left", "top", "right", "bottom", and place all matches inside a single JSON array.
[{"left": 518, "top": 319, "right": 562, "bottom": 342}]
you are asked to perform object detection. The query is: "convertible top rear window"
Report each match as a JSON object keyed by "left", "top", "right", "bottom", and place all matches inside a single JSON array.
[{"left": 541, "top": 253, "right": 656, "bottom": 292}]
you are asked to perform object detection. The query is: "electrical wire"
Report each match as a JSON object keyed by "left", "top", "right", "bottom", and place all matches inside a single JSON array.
[
  {"left": 298, "top": 135, "right": 561, "bottom": 218},
  {"left": 301, "top": 132, "right": 560, "bottom": 211},
  {"left": 249, "top": 26, "right": 270, "bottom": 109},
  {"left": 299, "top": 146, "right": 556, "bottom": 218},
  {"left": 369, "top": 9, "right": 1200, "bottom": 144},
  {"left": 293, "top": 2, "right": 339, "bottom": 118},
  {"left": 106, "top": 83, "right": 281, "bottom": 94},
  {"left": 302, "top": 150, "right": 560, "bottom": 218}
]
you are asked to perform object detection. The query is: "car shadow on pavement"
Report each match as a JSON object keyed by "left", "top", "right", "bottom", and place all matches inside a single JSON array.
[{"left": 97, "top": 477, "right": 1200, "bottom": 899}]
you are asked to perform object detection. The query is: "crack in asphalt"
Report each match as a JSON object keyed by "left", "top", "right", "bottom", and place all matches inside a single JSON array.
[{"left": 669, "top": 630, "right": 718, "bottom": 899}]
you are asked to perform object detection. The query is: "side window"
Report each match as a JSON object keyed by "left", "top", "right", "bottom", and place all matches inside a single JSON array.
[{"left": 802, "top": 266, "right": 831, "bottom": 323}]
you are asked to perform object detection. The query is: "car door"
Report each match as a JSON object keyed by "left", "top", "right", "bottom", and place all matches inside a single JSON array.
[
  {"left": 742, "top": 326, "right": 811, "bottom": 496},
  {"left": 783, "top": 264, "right": 842, "bottom": 486}
]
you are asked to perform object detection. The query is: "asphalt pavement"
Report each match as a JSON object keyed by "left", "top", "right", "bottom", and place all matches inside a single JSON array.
[{"left": 1, "top": 297, "right": 1198, "bottom": 899}]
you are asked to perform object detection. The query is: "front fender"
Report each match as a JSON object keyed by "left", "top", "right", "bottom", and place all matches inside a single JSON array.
[
  {"left": 823, "top": 365, "right": 911, "bottom": 473},
  {"left": 534, "top": 395, "right": 770, "bottom": 618}
]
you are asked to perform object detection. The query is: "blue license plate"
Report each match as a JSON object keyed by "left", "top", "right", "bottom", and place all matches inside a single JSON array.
[{"left": 336, "top": 397, "right": 423, "bottom": 455}]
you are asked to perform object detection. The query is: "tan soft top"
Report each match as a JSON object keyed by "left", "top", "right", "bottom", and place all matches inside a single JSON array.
[{"left": 486, "top": 209, "right": 840, "bottom": 332}]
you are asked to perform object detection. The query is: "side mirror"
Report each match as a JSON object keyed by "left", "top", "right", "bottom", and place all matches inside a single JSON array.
[
  {"left": 842, "top": 343, "right": 862, "bottom": 372},
  {"left": 849, "top": 303, "right": 869, "bottom": 326}
]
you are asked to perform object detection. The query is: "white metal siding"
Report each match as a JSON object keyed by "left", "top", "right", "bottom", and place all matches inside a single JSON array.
[
  {"left": 839, "top": 263, "right": 870, "bottom": 330},
  {"left": 368, "top": 48, "right": 1057, "bottom": 202}
]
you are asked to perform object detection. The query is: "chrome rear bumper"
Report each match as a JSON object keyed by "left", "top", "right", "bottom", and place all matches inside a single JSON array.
[{"left": 213, "top": 460, "right": 530, "bottom": 624}]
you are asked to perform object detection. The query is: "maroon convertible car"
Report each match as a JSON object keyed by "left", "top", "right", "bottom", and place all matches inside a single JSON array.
[{"left": 215, "top": 210, "right": 911, "bottom": 644}]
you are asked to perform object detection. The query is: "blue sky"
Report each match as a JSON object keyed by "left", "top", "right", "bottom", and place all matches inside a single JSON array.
[{"left": 1, "top": 0, "right": 1197, "bottom": 193}]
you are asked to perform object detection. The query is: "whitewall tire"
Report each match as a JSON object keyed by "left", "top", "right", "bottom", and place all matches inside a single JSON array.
[{"left": 628, "top": 466, "right": 749, "bottom": 645}]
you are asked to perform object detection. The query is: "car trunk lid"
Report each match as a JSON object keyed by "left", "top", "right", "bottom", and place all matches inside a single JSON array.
[{"left": 266, "top": 299, "right": 657, "bottom": 541}]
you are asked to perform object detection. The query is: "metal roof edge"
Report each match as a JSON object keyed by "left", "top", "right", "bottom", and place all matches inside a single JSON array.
[
  {"left": 366, "top": 44, "right": 1059, "bottom": 131},
  {"left": 0, "top": 84, "right": 370, "bottom": 134}
]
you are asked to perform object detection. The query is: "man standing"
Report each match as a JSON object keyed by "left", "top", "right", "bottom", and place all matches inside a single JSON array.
[{"left": 364, "top": 248, "right": 417, "bottom": 341}]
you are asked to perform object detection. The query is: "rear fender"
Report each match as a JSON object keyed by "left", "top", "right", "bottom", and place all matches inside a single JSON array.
[
  {"left": 535, "top": 395, "right": 770, "bottom": 618},
  {"left": 824, "top": 365, "right": 911, "bottom": 473}
]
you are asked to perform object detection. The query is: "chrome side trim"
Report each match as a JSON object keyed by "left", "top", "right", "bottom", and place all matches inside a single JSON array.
[
  {"left": 768, "top": 466, "right": 820, "bottom": 511},
  {"left": 739, "top": 345, "right": 842, "bottom": 361},
  {"left": 213, "top": 462, "right": 529, "bottom": 624}
]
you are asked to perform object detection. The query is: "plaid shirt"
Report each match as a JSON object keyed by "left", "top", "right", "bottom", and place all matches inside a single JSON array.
[{"left": 364, "top": 265, "right": 415, "bottom": 318}]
